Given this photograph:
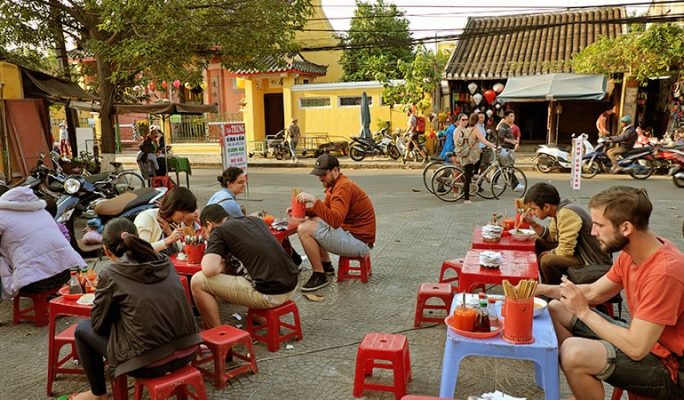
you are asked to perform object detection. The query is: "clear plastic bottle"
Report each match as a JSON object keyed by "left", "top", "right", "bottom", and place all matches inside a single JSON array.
[
  {"left": 487, "top": 297, "right": 498, "bottom": 325},
  {"left": 68, "top": 270, "right": 83, "bottom": 294}
]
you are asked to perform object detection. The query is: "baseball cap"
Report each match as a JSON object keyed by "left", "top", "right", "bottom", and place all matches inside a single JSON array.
[
  {"left": 620, "top": 115, "right": 632, "bottom": 123},
  {"left": 310, "top": 154, "right": 339, "bottom": 176}
]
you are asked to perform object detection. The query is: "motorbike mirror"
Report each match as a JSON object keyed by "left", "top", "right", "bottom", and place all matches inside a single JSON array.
[{"left": 39, "top": 152, "right": 45, "bottom": 159}]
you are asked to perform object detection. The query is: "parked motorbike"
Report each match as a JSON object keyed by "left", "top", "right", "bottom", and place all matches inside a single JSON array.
[
  {"left": 532, "top": 133, "right": 594, "bottom": 173},
  {"left": 265, "top": 130, "right": 292, "bottom": 160},
  {"left": 14, "top": 152, "right": 68, "bottom": 200},
  {"left": 581, "top": 139, "right": 656, "bottom": 180},
  {"left": 349, "top": 128, "right": 401, "bottom": 161},
  {"left": 58, "top": 186, "right": 166, "bottom": 257},
  {"left": 663, "top": 147, "right": 684, "bottom": 188}
]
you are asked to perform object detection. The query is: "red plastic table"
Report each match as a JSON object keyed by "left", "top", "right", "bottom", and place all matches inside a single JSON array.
[
  {"left": 471, "top": 227, "right": 536, "bottom": 252},
  {"left": 47, "top": 296, "right": 92, "bottom": 395},
  {"left": 457, "top": 249, "right": 539, "bottom": 293}
]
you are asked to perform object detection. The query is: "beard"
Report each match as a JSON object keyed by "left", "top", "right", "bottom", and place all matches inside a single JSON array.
[{"left": 599, "top": 232, "right": 629, "bottom": 253}]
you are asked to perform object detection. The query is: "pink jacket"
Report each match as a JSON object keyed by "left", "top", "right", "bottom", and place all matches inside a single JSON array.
[{"left": 0, "top": 187, "right": 85, "bottom": 300}]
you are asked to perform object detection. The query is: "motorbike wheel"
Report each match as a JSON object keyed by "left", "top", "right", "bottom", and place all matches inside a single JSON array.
[
  {"left": 387, "top": 144, "right": 401, "bottom": 160},
  {"left": 674, "top": 173, "right": 684, "bottom": 188},
  {"left": 535, "top": 154, "right": 555, "bottom": 173},
  {"left": 581, "top": 159, "right": 599, "bottom": 179},
  {"left": 628, "top": 159, "right": 654, "bottom": 180},
  {"left": 349, "top": 146, "right": 366, "bottom": 162},
  {"left": 275, "top": 150, "right": 284, "bottom": 161}
]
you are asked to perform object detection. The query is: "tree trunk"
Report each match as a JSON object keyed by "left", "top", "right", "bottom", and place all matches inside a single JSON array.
[{"left": 95, "top": 55, "right": 116, "bottom": 155}]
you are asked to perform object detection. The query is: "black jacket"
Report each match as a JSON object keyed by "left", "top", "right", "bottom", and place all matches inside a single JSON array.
[{"left": 91, "top": 254, "right": 200, "bottom": 377}]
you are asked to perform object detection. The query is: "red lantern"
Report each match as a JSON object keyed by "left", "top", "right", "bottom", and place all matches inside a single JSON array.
[
  {"left": 483, "top": 89, "right": 497, "bottom": 105},
  {"left": 173, "top": 79, "right": 181, "bottom": 89},
  {"left": 161, "top": 80, "right": 168, "bottom": 89}
]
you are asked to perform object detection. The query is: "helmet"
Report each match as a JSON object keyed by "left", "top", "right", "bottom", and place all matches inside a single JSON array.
[{"left": 620, "top": 115, "right": 632, "bottom": 123}]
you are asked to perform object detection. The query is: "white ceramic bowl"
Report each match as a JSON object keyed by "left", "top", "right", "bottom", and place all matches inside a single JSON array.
[
  {"left": 533, "top": 297, "right": 548, "bottom": 317},
  {"left": 509, "top": 228, "right": 536, "bottom": 241}
]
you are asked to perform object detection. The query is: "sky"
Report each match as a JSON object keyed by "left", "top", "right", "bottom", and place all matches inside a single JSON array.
[{"left": 321, "top": 0, "right": 650, "bottom": 45}]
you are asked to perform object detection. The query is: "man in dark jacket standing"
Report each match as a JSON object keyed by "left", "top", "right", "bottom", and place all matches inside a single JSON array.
[
  {"left": 192, "top": 205, "right": 299, "bottom": 329},
  {"left": 523, "top": 183, "right": 612, "bottom": 284},
  {"left": 606, "top": 115, "right": 637, "bottom": 173}
]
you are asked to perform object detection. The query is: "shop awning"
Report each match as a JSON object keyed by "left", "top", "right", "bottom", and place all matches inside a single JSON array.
[
  {"left": 497, "top": 73, "right": 607, "bottom": 102},
  {"left": 21, "top": 68, "right": 99, "bottom": 103},
  {"left": 114, "top": 103, "right": 218, "bottom": 115}
]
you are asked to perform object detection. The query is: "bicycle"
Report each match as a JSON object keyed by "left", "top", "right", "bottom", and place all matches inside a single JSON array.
[
  {"left": 423, "top": 158, "right": 447, "bottom": 193},
  {"left": 99, "top": 161, "right": 146, "bottom": 196},
  {"left": 430, "top": 149, "right": 527, "bottom": 202}
]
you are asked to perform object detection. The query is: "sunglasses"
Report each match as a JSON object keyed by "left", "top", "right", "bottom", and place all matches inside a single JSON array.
[{"left": 460, "top": 118, "right": 468, "bottom": 121}]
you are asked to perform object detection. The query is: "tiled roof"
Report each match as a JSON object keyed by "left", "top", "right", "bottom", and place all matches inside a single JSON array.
[
  {"left": 231, "top": 52, "right": 327, "bottom": 76},
  {"left": 445, "top": 7, "right": 626, "bottom": 80}
]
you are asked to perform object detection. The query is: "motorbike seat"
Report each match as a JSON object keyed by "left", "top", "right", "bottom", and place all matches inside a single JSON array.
[
  {"left": 622, "top": 146, "right": 652, "bottom": 158},
  {"left": 84, "top": 173, "right": 111, "bottom": 184},
  {"left": 557, "top": 145, "right": 571, "bottom": 153},
  {"left": 94, "top": 188, "right": 160, "bottom": 217}
]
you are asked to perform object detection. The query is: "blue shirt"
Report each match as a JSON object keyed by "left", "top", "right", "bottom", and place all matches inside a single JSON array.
[
  {"left": 207, "top": 188, "right": 244, "bottom": 218},
  {"left": 476, "top": 123, "right": 487, "bottom": 149},
  {"left": 440, "top": 124, "right": 457, "bottom": 159}
]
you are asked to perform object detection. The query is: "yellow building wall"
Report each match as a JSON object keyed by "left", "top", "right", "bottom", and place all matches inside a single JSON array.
[
  {"left": 290, "top": 86, "right": 408, "bottom": 140},
  {"left": 296, "top": 0, "right": 343, "bottom": 83},
  {"left": 0, "top": 62, "right": 24, "bottom": 99}
]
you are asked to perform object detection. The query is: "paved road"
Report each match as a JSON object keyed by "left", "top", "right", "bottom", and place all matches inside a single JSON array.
[{"left": 0, "top": 167, "right": 681, "bottom": 399}]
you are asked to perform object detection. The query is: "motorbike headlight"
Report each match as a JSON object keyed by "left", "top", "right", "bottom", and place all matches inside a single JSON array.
[{"left": 64, "top": 178, "right": 81, "bottom": 194}]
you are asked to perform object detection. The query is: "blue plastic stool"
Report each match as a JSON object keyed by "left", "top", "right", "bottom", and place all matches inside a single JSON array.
[{"left": 438, "top": 294, "right": 560, "bottom": 400}]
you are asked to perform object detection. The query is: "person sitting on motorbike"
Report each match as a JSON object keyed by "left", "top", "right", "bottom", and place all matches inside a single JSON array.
[
  {"left": 634, "top": 124, "right": 655, "bottom": 148},
  {"left": 206, "top": 167, "right": 246, "bottom": 218},
  {"left": 134, "top": 187, "right": 198, "bottom": 254},
  {"left": 605, "top": 115, "right": 637, "bottom": 173},
  {"left": 70, "top": 217, "right": 200, "bottom": 400},
  {"left": 0, "top": 187, "right": 85, "bottom": 301}
]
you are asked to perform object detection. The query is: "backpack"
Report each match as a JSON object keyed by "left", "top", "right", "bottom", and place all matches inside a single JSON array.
[
  {"left": 455, "top": 127, "right": 481, "bottom": 165},
  {"left": 415, "top": 116, "right": 426, "bottom": 133}
]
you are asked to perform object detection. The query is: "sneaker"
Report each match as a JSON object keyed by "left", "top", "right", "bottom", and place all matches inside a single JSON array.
[
  {"left": 513, "top": 184, "right": 525, "bottom": 192},
  {"left": 323, "top": 262, "right": 335, "bottom": 276},
  {"left": 301, "top": 272, "right": 329, "bottom": 292}
]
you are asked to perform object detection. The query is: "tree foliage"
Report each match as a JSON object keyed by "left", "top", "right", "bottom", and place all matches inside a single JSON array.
[
  {"left": 0, "top": 0, "right": 312, "bottom": 153},
  {"left": 380, "top": 45, "right": 450, "bottom": 113},
  {"left": 573, "top": 23, "right": 684, "bottom": 82},
  {"left": 339, "top": 0, "right": 413, "bottom": 82}
]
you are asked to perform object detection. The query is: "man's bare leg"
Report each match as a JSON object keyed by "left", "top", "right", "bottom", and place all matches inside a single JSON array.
[
  {"left": 549, "top": 300, "right": 608, "bottom": 400},
  {"left": 297, "top": 218, "right": 323, "bottom": 273},
  {"left": 191, "top": 273, "right": 221, "bottom": 328}
]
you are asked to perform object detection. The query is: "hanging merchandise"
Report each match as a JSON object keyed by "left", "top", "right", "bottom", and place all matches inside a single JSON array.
[
  {"left": 473, "top": 93, "right": 483, "bottom": 105},
  {"left": 185, "top": 82, "right": 193, "bottom": 90},
  {"left": 200, "top": 81, "right": 208, "bottom": 90},
  {"left": 493, "top": 83, "right": 505, "bottom": 93},
  {"left": 495, "top": 103, "right": 501, "bottom": 109},
  {"left": 484, "top": 90, "right": 497, "bottom": 104},
  {"left": 173, "top": 80, "right": 181, "bottom": 89},
  {"left": 468, "top": 82, "right": 478, "bottom": 94},
  {"left": 161, "top": 80, "right": 168, "bottom": 89},
  {"left": 148, "top": 81, "right": 157, "bottom": 91},
  {"left": 486, "top": 109, "right": 494, "bottom": 118}
]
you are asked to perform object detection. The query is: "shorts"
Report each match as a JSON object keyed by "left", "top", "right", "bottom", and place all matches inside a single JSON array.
[
  {"left": 193, "top": 272, "right": 293, "bottom": 309},
  {"left": 313, "top": 220, "right": 371, "bottom": 258},
  {"left": 571, "top": 313, "right": 680, "bottom": 399}
]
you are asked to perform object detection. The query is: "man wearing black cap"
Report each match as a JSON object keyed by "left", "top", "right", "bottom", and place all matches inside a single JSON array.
[{"left": 294, "top": 154, "right": 376, "bottom": 291}]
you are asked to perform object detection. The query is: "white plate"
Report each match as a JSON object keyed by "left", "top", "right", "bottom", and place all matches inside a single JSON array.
[{"left": 77, "top": 293, "right": 95, "bottom": 306}]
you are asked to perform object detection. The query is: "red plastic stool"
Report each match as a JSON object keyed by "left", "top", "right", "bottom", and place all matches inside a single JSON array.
[
  {"left": 133, "top": 364, "right": 207, "bottom": 400},
  {"left": 414, "top": 283, "right": 454, "bottom": 327},
  {"left": 338, "top": 255, "right": 372, "bottom": 283},
  {"left": 610, "top": 387, "right": 639, "bottom": 400},
  {"left": 47, "top": 324, "right": 83, "bottom": 395},
  {"left": 246, "top": 301, "right": 303, "bottom": 352},
  {"left": 151, "top": 176, "right": 175, "bottom": 190},
  {"left": 439, "top": 259, "right": 463, "bottom": 285},
  {"left": 353, "top": 332, "right": 412, "bottom": 399},
  {"left": 13, "top": 287, "right": 59, "bottom": 326},
  {"left": 193, "top": 325, "right": 257, "bottom": 388}
]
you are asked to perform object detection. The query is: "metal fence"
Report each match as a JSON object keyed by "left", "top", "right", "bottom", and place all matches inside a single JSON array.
[{"left": 171, "top": 112, "right": 243, "bottom": 143}]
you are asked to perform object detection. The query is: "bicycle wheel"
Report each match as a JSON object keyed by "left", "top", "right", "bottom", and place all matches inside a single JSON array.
[
  {"left": 113, "top": 171, "right": 146, "bottom": 194},
  {"left": 474, "top": 166, "right": 500, "bottom": 199},
  {"left": 431, "top": 165, "right": 466, "bottom": 202},
  {"left": 491, "top": 167, "right": 527, "bottom": 199},
  {"left": 422, "top": 160, "right": 445, "bottom": 194}
]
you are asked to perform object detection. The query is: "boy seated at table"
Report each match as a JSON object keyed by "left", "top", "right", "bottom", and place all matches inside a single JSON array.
[{"left": 190, "top": 205, "right": 299, "bottom": 328}]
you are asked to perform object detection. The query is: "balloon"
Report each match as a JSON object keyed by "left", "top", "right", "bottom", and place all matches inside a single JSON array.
[
  {"left": 199, "top": 81, "right": 207, "bottom": 90},
  {"left": 468, "top": 82, "right": 478, "bottom": 95},
  {"left": 484, "top": 90, "right": 497, "bottom": 105},
  {"left": 486, "top": 109, "right": 494, "bottom": 118},
  {"left": 495, "top": 103, "right": 501, "bottom": 109},
  {"left": 493, "top": 83, "right": 505, "bottom": 93},
  {"left": 161, "top": 80, "right": 168, "bottom": 89},
  {"left": 173, "top": 80, "right": 181, "bottom": 89},
  {"left": 148, "top": 81, "right": 157, "bottom": 91},
  {"left": 473, "top": 93, "right": 483, "bottom": 105},
  {"left": 184, "top": 82, "right": 193, "bottom": 90}
]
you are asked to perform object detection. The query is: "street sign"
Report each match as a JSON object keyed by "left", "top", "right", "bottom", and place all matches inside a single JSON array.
[
  {"left": 220, "top": 122, "right": 247, "bottom": 174},
  {"left": 570, "top": 137, "right": 583, "bottom": 190}
]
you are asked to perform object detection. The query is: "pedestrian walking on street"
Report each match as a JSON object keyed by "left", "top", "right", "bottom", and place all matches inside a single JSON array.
[{"left": 287, "top": 117, "right": 300, "bottom": 162}]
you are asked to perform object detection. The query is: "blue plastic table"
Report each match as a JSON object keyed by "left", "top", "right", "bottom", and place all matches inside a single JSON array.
[{"left": 438, "top": 294, "right": 560, "bottom": 399}]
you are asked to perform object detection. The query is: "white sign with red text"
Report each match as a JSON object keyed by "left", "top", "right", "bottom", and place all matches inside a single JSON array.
[
  {"left": 570, "top": 137, "right": 583, "bottom": 190},
  {"left": 221, "top": 123, "right": 247, "bottom": 174}
]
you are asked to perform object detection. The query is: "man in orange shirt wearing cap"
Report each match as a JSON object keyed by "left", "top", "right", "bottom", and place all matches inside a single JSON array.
[{"left": 293, "top": 154, "right": 376, "bottom": 291}]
